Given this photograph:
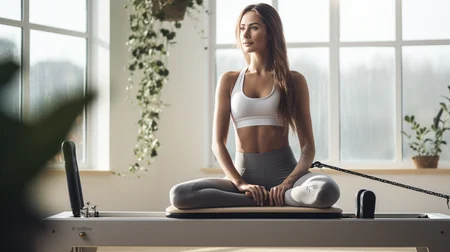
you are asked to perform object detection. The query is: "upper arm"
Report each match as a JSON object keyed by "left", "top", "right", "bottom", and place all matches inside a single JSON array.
[
  {"left": 212, "top": 71, "right": 238, "bottom": 147},
  {"left": 292, "top": 71, "right": 315, "bottom": 152}
]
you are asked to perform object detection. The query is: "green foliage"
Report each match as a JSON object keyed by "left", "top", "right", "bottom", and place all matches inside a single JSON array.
[
  {"left": 402, "top": 86, "right": 450, "bottom": 156},
  {"left": 0, "top": 58, "right": 94, "bottom": 251},
  {"left": 0, "top": 59, "right": 94, "bottom": 201},
  {"left": 122, "top": 0, "right": 204, "bottom": 175}
]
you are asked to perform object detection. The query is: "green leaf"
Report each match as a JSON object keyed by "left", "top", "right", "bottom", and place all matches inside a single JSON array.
[
  {"left": 434, "top": 108, "right": 443, "bottom": 128},
  {"left": 0, "top": 92, "right": 95, "bottom": 201},
  {"left": 0, "top": 59, "right": 20, "bottom": 88}
]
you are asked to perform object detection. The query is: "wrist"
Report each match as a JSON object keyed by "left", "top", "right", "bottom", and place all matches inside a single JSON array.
[
  {"left": 233, "top": 178, "right": 246, "bottom": 187},
  {"left": 284, "top": 175, "right": 297, "bottom": 183},
  {"left": 283, "top": 179, "right": 295, "bottom": 187}
]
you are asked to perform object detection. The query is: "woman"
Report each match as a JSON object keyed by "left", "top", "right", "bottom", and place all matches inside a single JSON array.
[{"left": 170, "top": 3, "right": 340, "bottom": 209}]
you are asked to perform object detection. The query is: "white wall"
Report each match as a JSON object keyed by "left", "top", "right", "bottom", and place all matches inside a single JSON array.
[{"left": 27, "top": 0, "right": 450, "bottom": 217}]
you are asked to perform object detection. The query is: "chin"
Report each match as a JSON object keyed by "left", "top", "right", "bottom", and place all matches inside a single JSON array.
[{"left": 242, "top": 48, "right": 257, "bottom": 54}]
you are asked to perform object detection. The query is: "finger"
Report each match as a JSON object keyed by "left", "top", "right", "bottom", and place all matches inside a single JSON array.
[
  {"left": 273, "top": 187, "right": 279, "bottom": 206},
  {"left": 253, "top": 188, "right": 260, "bottom": 206},
  {"left": 277, "top": 188, "right": 282, "bottom": 206},
  {"left": 257, "top": 186, "right": 264, "bottom": 206},
  {"left": 253, "top": 187, "right": 261, "bottom": 206},
  {"left": 279, "top": 188, "right": 284, "bottom": 206},
  {"left": 276, "top": 188, "right": 280, "bottom": 206},
  {"left": 248, "top": 188, "right": 257, "bottom": 204}
]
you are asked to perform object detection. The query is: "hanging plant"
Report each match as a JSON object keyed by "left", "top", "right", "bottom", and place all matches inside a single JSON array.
[{"left": 115, "top": 0, "right": 204, "bottom": 176}]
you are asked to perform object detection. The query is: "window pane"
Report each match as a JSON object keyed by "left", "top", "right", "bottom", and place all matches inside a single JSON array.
[
  {"left": 340, "top": 47, "right": 395, "bottom": 161},
  {"left": 0, "top": 0, "right": 21, "bottom": 20},
  {"left": 288, "top": 48, "right": 329, "bottom": 161},
  {"left": 215, "top": 49, "right": 246, "bottom": 160},
  {"left": 403, "top": 0, "right": 450, "bottom": 40},
  {"left": 402, "top": 46, "right": 450, "bottom": 160},
  {"left": 216, "top": 0, "right": 272, "bottom": 45},
  {"left": 0, "top": 24, "right": 21, "bottom": 120},
  {"left": 279, "top": 0, "right": 329, "bottom": 42},
  {"left": 30, "top": 30, "right": 86, "bottom": 162},
  {"left": 340, "top": 0, "right": 395, "bottom": 42},
  {"left": 30, "top": 0, "right": 87, "bottom": 32}
]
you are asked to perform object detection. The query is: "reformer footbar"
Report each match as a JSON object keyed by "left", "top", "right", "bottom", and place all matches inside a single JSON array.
[{"left": 310, "top": 161, "right": 450, "bottom": 209}]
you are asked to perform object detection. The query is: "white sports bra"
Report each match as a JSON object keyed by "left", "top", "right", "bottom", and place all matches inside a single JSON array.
[{"left": 230, "top": 67, "right": 283, "bottom": 129}]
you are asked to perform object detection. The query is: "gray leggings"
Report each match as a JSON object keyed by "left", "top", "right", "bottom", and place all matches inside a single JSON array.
[{"left": 170, "top": 146, "right": 340, "bottom": 209}]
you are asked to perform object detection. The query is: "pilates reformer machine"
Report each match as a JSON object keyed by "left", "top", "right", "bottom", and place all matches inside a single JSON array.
[{"left": 37, "top": 141, "right": 450, "bottom": 252}]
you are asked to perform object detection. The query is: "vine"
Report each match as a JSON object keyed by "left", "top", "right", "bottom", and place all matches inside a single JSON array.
[{"left": 115, "top": 0, "right": 204, "bottom": 176}]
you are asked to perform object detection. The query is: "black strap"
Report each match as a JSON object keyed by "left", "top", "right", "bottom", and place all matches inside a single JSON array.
[{"left": 310, "top": 161, "right": 450, "bottom": 209}]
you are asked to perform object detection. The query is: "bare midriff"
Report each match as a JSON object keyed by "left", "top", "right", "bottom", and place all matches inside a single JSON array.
[{"left": 235, "top": 125, "right": 289, "bottom": 153}]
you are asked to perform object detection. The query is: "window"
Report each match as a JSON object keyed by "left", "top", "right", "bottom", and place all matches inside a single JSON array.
[
  {"left": 207, "top": 0, "right": 450, "bottom": 169},
  {"left": 0, "top": 0, "right": 109, "bottom": 170}
]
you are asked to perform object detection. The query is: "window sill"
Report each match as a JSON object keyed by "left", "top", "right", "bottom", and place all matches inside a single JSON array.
[
  {"left": 42, "top": 168, "right": 112, "bottom": 176},
  {"left": 201, "top": 167, "right": 450, "bottom": 175}
]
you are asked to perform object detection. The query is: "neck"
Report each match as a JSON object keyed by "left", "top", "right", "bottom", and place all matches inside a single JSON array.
[{"left": 247, "top": 51, "right": 270, "bottom": 75}]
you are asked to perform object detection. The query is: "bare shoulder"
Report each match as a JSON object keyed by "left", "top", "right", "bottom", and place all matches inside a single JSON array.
[
  {"left": 217, "top": 70, "right": 241, "bottom": 94},
  {"left": 289, "top": 70, "right": 308, "bottom": 93},
  {"left": 289, "top": 70, "right": 307, "bottom": 86}
]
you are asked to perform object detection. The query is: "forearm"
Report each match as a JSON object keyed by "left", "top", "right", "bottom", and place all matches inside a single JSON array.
[
  {"left": 212, "top": 143, "right": 244, "bottom": 186},
  {"left": 284, "top": 145, "right": 315, "bottom": 185}
]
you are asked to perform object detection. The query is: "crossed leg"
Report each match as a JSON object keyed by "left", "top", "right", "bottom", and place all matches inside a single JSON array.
[{"left": 169, "top": 177, "right": 257, "bottom": 209}]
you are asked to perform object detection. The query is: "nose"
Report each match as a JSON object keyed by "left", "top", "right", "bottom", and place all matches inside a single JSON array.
[{"left": 242, "top": 28, "right": 250, "bottom": 39}]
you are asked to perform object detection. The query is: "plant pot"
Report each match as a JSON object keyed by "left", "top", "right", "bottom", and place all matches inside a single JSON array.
[
  {"left": 412, "top": 155, "right": 439, "bottom": 169},
  {"left": 152, "top": 0, "right": 189, "bottom": 21}
]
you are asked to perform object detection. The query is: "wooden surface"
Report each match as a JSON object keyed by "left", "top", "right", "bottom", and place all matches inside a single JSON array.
[{"left": 165, "top": 205, "right": 342, "bottom": 213}]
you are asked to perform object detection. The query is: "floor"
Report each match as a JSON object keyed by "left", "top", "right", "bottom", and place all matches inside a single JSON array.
[{"left": 98, "top": 247, "right": 417, "bottom": 252}]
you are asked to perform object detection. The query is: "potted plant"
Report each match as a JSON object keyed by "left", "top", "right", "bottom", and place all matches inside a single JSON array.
[
  {"left": 402, "top": 86, "right": 450, "bottom": 168},
  {"left": 118, "top": 0, "right": 204, "bottom": 176}
]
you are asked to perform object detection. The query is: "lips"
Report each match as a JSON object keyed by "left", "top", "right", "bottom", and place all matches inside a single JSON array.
[{"left": 243, "top": 42, "right": 253, "bottom": 46}]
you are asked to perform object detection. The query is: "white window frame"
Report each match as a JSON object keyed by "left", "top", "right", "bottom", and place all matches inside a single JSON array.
[
  {"left": 205, "top": 0, "right": 450, "bottom": 169},
  {"left": 0, "top": 0, "right": 110, "bottom": 171}
]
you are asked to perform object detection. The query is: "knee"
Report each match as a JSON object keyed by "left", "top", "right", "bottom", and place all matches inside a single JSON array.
[
  {"left": 169, "top": 183, "right": 194, "bottom": 209},
  {"left": 314, "top": 179, "right": 340, "bottom": 208}
]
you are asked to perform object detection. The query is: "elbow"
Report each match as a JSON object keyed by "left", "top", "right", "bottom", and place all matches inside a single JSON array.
[{"left": 211, "top": 143, "right": 217, "bottom": 154}]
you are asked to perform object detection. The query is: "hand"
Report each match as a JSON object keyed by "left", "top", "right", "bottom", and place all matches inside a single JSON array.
[
  {"left": 235, "top": 182, "right": 268, "bottom": 206},
  {"left": 269, "top": 182, "right": 294, "bottom": 206}
]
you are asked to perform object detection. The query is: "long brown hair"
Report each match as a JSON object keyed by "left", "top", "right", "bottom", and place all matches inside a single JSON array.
[{"left": 235, "top": 3, "right": 297, "bottom": 133}]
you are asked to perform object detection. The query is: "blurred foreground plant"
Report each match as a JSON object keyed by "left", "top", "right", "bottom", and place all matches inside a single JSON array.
[{"left": 0, "top": 58, "right": 95, "bottom": 251}]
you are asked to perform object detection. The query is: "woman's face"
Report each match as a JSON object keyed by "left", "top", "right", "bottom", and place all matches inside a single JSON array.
[{"left": 239, "top": 11, "right": 268, "bottom": 54}]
